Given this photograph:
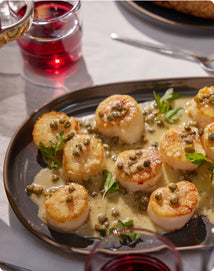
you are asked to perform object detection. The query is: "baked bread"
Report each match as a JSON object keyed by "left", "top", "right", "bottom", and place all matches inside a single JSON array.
[{"left": 153, "top": 1, "right": 214, "bottom": 19}]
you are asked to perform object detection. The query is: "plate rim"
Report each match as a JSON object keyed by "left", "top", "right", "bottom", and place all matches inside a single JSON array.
[
  {"left": 124, "top": 1, "right": 214, "bottom": 30},
  {"left": 4, "top": 76, "right": 214, "bottom": 254}
]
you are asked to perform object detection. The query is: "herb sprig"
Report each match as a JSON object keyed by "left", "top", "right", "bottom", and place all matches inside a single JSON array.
[
  {"left": 102, "top": 170, "right": 119, "bottom": 198},
  {"left": 39, "top": 130, "right": 65, "bottom": 169},
  {"left": 186, "top": 153, "right": 214, "bottom": 182},
  {"left": 153, "top": 88, "right": 183, "bottom": 123},
  {"left": 98, "top": 219, "right": 140, "bottom": 245}
]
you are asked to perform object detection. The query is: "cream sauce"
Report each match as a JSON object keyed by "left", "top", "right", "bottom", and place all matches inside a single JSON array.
[{"left": 31, "top": 97, "right": 214, "bottom": 237}]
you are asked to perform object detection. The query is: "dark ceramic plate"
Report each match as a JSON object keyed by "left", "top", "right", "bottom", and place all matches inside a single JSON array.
[
  {"left": 4, "top": 77, "right": 214, "bottom": 254},
  {"left": 123, "top": 1, "right": 214, "bottom": 31}
]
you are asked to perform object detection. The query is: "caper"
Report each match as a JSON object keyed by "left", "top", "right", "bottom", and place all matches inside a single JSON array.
[
  {"left": 52, "top": 174, "right": 60, "bottom": 182},
  {"left": 152, "top": 142, "right": 158, "bottom": 148},
  {"left": 76, "top": 143, "right": 83, "bottom": 151},
  {"left": 156, "top": 120, "right": 164, "bottom": 127},
  {"left": 111, "top": 155, "right": 117, "bottom": 161},
  {"left": 111, "top": 209, "right": 120, "bottom": 218},
  {"left": 66, "top": 195, "right": 73, "bottom": 202},
  {"left": 90, "top": 191, "right": 98, "bottom": 197},
  {"left": 64, "top": 121, "right": 71, "bottom": 128},
  {"left": 184, "top": 138, "right": 193, "bottom": 144},
  {"left": 128, "top": 160, "right": 134, "bottom": 167},
  {"left": 190, "top": 130, "right": 196, "bottom": 135},
  {"left": 117, "top": 163, "right": 123, "bottom": 170},
  {"left": 136, "top": 150, "right": 142, "bottom": 156},
  {"left": 209, "top": 95, "right": 214, "bottom": 104},
  {"left": 83, "top": 138, "right": 90, "bottom": 145},
  {"left": 129, "top": 154, "right": 137, "bottom": 161},
  {"left": 137, "top": 165, "right": 144, "bottom": 171},
  {"left": 144, "top": 159, "right": 151, "bottom": 167},
  {"left": 170, "top": 197, "right": 179, "bottom": 205},
  {"left": 184, "top": 144, "right": 195, "bottom": 153},
  {"left": 112, "top": 111, "right": 120, "bottom": 118},
  {"left": 98, "top": 214, "right": 108, "bottom": 224},
  {"left": 140, "top": 195, "right": 149, "bottom": 206},
  {"left": 115, "top": 103, "right": 122, "bottom": 111},
  {"left": 59, "top": 119, "right": 65, "bottom": 124},
  {"left": 168, "top": 183, "right": 177, "bottom": 192},
  {"left": 107, "top": 114, "right": 113, "bottom": 121},
  {"left": 155, "top": 192, "right": 162, "bottom": 200},
  {"left": 65, "top": 132, "right": 75, "bottom": 141},
  {"left": 50, "top": 120, "right": 58, "bottom": 130},
  {"left": 98, "top": 111, "right": 104, "bottom": 118},
  {"left": 25, "top": 184, "right": 34, "bottom": 194},
  {"left": 208, "top": 132, "right": 214, "bottom": 141},
  {"left": 180, "top": 133, "right": 187, "bottom": 138},
  {"left": 198, "top": 128, "right": 204, "bottom": 136},
  {"left": 32, "top": 185, "right": 43, "bottom": 195},
  {"left": 184, "top": 126, "right": 191, "bottom": 132},
  {"left": 68, "top": 186, "right": 75, "bottom": 193},
  {"left": 125, "top": 171, "right": 132, "bottom": 176},
  {"left": 73, "top": 150, "right": 80, "bottom": 157}
]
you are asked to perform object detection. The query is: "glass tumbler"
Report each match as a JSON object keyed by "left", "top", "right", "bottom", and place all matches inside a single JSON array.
[
  {"left": 14, "top": 0, "right": 82, "bottom": 71},
  {"left": 85, "top": 227, "right": 183, "bottom": 271}
]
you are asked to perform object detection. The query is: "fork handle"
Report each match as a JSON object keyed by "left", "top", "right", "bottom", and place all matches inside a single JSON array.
[{"left": 110, "top": 33, "right": 198, "bottom": 63}]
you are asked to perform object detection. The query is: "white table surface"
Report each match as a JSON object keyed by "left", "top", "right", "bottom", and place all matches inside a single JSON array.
[{"left": 1, "top": 1, "right": 214, "bottom": 270}]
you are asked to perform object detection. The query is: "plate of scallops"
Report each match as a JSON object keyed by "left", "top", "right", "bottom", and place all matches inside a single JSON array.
[{"left": 4, "top": 77, "right": 214, "bottom": 254}]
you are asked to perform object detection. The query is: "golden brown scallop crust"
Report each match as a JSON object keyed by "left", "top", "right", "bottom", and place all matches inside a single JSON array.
[{"left": 33, "top": 111, "right": 79, "bottom": 149}]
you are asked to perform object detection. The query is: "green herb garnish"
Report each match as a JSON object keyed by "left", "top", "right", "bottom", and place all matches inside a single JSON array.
[
  {"left": 102, "top": 170, "right": 119, "bottom": 198},
  {"left": 186, "top": 153, "right": 214, "bottom": 181},
  {"left": 153, "top": 88, "right": 183, "bottom": 123},
  {"left": 39, "top": 130, "right": 65, "bottom": 169}
]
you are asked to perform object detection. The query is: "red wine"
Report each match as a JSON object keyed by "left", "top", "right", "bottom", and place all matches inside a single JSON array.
[
  {"left": 99, "top": 254, "right": 171, "bottom": 271},
  {"left": 17, "top": 1, "right": 82, "bottom": 70}
]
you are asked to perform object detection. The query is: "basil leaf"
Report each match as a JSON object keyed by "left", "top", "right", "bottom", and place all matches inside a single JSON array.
[
  {"left": 165, "top": 107, "right": 184, "bottom": 123},
  {"left": 153, "top": 88, "right": 183, "bottom": 123},
  {"left": 39, "top": 129, "right": 66, "bottom": 168},
  {"left": 185, "top": 153, "right": 213, "bottom": 167},
  {"left": 103, "top": 170, "right": 119, "bottom": 198}
]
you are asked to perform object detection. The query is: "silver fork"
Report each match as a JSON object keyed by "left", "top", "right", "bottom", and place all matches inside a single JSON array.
[{"left": 111, "top": 33, "right": 214, "bottom": 73}]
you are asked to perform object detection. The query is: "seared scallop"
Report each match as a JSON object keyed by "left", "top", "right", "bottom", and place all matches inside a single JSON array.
[
  {"left": 202, "top": 122, "right": 214, "bottom": 161},
  {"left": 147, "top": 181, "right": 198, "bottom": 231},
  {"left": 63, "top": 134, "right": 104, "bottom": 181},
  {"left": 45, "top": 183, "right": 89, "bottom": 232},
  {"left": 189, "top": 86, "right": 214, "bottom": 128},
  {"left": 95, "top": 95, "right": 144, "bottom": 144},
  {"left": 160, "top": 125, "right": 205, "bottom": 171},
  {"left": 33, "top": 111, "right": 79, "bottom": 149},
  {"left": 115, "top": 148, "right": 163, "bottom": 192}
]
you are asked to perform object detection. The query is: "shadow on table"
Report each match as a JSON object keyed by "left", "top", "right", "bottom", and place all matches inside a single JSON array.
[
  {"left": 5, "top": 207, "right": 86, "bottom": 271},
  {"left": 22, "top": 57, "right": 93, "bottom": 114},
  {"left": 115, "top": 2, "right": 214, "bottom": 59}
]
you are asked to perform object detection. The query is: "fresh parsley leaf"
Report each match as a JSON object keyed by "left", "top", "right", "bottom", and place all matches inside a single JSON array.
[
  {"left": 39, "top": 129, "right": 65, "bottom": 169},
  {"left": 160, "top": 88, "right": 181, "bottom": 103},
  {"left": 153, "top": 88, "right": 183, "bottom": 123},
  {"left": 103, "top": 170, "right": 119, "bottom": 198},
  {"left": 98, "top": 228, "right": 107, "bottom": 237},
  {"left": 164, "top": 107, "right": 184, "bottom": 123},
  {"left": 185, "top": 153, "right": 213, "bottom": 167},
  {"left": 186, "top": 153, "right": 214, "bottom": 182}
]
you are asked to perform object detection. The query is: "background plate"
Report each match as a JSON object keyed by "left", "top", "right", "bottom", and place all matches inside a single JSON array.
[
  {"left": 4, "top": 77, "right": 214, "bottom": 254},
  {"left": 123, "top": 1, "right": 214, "bottom": 32}
]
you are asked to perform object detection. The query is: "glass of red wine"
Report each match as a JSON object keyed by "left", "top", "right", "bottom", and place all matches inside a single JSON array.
[
  {"left": 11, "top": 0, "right": 82, "bottom": 71},
  {"left": 85, "top": 227, "right": 183, "bottom": 271}
]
